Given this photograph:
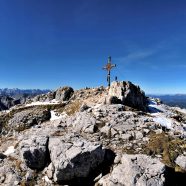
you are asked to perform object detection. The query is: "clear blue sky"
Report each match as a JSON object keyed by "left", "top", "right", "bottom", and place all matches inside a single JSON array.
[{"left": 0, "top": 0, "right": 186, "bottom": 94}]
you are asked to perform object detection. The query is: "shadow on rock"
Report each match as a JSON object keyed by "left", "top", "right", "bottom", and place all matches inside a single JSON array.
[
  {"left": 59, "top": 149, "right": 116, "bottom": 186},
  {"left": 148, "top": 106, "right": 162, "bottom": 113},
  {"left": 164, "top": 166, "right": 186, "bottom": 186}
]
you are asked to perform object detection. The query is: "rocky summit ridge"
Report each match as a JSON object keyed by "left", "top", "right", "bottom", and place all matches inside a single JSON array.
[{"left": 0, "top": 81, "right": 186, "bottom": 186}]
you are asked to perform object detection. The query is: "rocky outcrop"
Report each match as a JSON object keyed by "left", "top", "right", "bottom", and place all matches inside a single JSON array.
[
  {"left": 33, "top": 91, "right": 56, "bottom": 102},
  {"left": 20, "top": 136, "right": 49, "bottom": 170},
  {"left": 48, "top": 135, "right": 105, "bottom": 183},
  {"left": 8, "top": 108, "right": 51, "bottom": 131},
  {"left": 0, "top": 96, "right": 20, "bottom": 111},
  {"left": 55, "top": 86, "right": 74, "bottom": 101},
  {"left": 32, "top": 86, "right": 74, "bottom": 102},
  {"left": 109, "top": 81, "right": 147, "bottom": 111},
  {"left": 98, "top": 154, "right": 165, "bottom": 186}
]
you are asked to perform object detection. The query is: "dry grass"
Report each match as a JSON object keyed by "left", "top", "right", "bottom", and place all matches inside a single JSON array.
[
  {"left": 64, "top": 100, "right": 82, "bottom": 116},
  {"left": 144, "top": 132, "right": 186, "bottom": 169}
]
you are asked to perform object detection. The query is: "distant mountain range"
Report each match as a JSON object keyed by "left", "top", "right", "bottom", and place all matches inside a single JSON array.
[
  {"left": 0, "top": 88, "right": 50, "bottom": 97},
  {"left": 0, "top": 88, "right": 51, "bottom": 111},
  {"left": 1, "top": 88, "right": 186, "bottom": 110},
  {"left": 148, "top": 94, "right": 186, "bottom": 109}
]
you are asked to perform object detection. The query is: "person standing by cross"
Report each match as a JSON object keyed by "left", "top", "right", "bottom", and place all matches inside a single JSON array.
[{"left": 103, "top": 56, "right": 116, "bottom": 87}]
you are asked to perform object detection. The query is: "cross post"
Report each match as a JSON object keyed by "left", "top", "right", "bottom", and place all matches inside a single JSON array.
[{"left": 103, "top": 56, "right": 116, "bottom": 87}]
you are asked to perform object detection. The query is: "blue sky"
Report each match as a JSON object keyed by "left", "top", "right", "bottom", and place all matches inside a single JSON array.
[{"left": 0, "top": 0, "right": 186, "bottom": 94}]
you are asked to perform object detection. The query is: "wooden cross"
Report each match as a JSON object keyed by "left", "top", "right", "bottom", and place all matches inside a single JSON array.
[{"left": 103, "top": 56, "right": 116, "bottom": 87}]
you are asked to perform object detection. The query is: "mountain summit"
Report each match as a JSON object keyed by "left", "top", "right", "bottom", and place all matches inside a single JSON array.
[{"left": 0, "top": 81, "right": 185, "bottom": 185}]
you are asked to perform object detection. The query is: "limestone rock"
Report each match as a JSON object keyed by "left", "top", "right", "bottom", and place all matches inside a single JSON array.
[
  {"left": 175, "top": 155, "right": 186, "bottom": 170},
  {"left": 98, "top": 154, "right": 165, "bottom": 186},
  {"left": 66, "top": 112, "right": 97, "bottom": 134},
  {"left": 20, "top": 135, "right": 49, "bottom": 170},
  {"left": 0, "top": 167, "right": 20, "bottom": 186},
  {"left": 33, "top": 91, "right": 55, "bottom": 102},
  {"left": 8, "top": 108, "right": 51, "bottom": 131},
  {"left": 0, "top": 96, "right": 20, "bottom": 111},
  {"left": 55, "top": 86, "right": 74, "bottom": 101},
  {"left": 109, "top": 81, "right": 147, "bottom": 111},
  {"left": 106, "top": 96, "right": 121, "bottom": 104},
  {"left": 79, "top": 103, "right": 90, "bottom": 112},
  {"left": 48, "top": 135, "right": 105, "bottom": 183}
]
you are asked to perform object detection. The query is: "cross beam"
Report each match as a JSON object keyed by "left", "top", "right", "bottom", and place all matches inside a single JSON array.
[{"left": 103, "top": 56, "right": 116, "bottom": 87}]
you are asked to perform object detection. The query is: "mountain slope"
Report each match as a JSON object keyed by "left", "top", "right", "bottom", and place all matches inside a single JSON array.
[{"left": 0, "top": 81, "right": 185, "bottom": 186}]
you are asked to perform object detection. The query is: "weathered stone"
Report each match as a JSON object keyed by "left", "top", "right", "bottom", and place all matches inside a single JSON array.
[
  {"left": 66, "top": 112, "right": 97, "bottom": 134},
  {"left": 46, "top": 163, "right": 55, "bottom": 179},
  {"left": 109, "top": 81, "right": 147, "bottom": 111},
  {"left": 175, "top": 155, "right": 186, "bottom": 170},
  {"left": 121, "top": 133, "right": 133, "bottom": 141},
  {"left": 100, "top": 125, "right": 111, "bottom": 136},
  {"left": 135, "top": 131, "right": 144, "bottom": 139},
  {"left": 55, "top": 86, "right": 74, "bottom": 101},
  {"left": 48, "top": 135, "right": 105, "bottom": 183},
  {"left": 33, "top": 91, "right": 55, "bottom": 102},
  {"left": 106, "top": 96, "right": 121, "bottom": 104},
  {"left": 8, "top": 109, "right": 51, "bottom": 131},
  {"left": 98, "top": 154, "right": 165, "bottom": 186},
  {"left": 20, "top": 136, "right": 49, "bottom": 170},
  {"left": 0, "top": 165, "right": 20, "bottom": 186},
  {"left": 79, "top": 103, "right": 90, "bottom": 112},
  {"left": 25, "top": 169, "right": 35, "bottom": 181}
]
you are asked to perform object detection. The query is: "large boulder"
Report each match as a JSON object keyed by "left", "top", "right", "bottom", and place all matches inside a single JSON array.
[
  {"left": 98, "top": 154, "right": 165, "bottom": 186},
  {"left": 8, "top": 108, "right": 51, "bottom": 131},
  {"left": 48, "top": 134, "right": 105, "bottom": 183},
  {"left": 19, "top": 135, "right": 49, "bottom": 170},
  {"left": 55, "top": 86, "right": 74, "bottom": 101},
  {"left": 109, "top": 81, "right": 147, "bottom": 111}
]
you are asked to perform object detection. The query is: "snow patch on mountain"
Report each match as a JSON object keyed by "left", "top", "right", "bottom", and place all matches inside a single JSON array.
[
  {"left": 50, "top": 111, "right": 64, "bottom": 121},
  {"left": 26, "top": 99, "right": 59, "bottom": 106}
]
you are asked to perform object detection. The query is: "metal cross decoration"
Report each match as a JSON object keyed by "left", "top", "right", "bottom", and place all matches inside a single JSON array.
[{"left": 103, "top": 56, "right": 116, "bottom": 87}]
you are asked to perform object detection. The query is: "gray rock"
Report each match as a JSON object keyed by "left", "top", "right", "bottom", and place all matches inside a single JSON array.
[
  {"left": 66, "top": 112, "right": 97, "bottom": 134},
  {"left": 55, "top": 86, "right": 74, "bottom": 101},
  {"left": 79, "top": 103, "right": 90, "bottom": 112},
  {"left": 48, "top": 135, "right": 105, "bottom": 183},
  {"left": 8, "top": 108, "right": 51, "bottom": 131},
  {"left": 109, "top": 81, "right": 147, "bottom": 111},
  {"left": 135, "top": 131, "right": 144, "bottom": 140},
  {"left": 121, "top": 133, "right": 133, "bottom": 141},
  {"left": 20, "top": 135, "right": 49, "bottom": 170},
  {"left": 0, "top": 165, "right": 20, "bottom": 186},
  {"left": 33, "top": 91, "right": 55, "bottom": 102},
  {"left": 100, "top": 125, "right": 111, "bottom": 136},
  {"left": 0, "top": 96, "right": 20, "bottom": 111},
  {"left": 98, "top": 154, "right": 165, "bottom": 186},
  {"left": 106, "top": 96, "right": 121, "bottom": 104},
  {"left": 46, "top": 163, "right": 55, "bottom": 179},
  {"left": 175, "top": 155, "right": 186, "bottom": 170},
  {"left": 25, "top": 169, "right": 35, "bottom": 181}
]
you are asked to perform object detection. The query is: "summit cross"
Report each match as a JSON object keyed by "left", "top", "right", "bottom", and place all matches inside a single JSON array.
[{"left": 103, "top": 56, "right": 116, "bottom": 87}]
